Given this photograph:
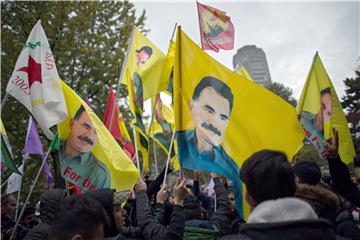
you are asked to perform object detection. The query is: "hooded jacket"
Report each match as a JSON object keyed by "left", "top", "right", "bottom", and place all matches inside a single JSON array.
[
  {"left": 86, "top": 188, "right": 118, "bottom": 238},
  {"left": 220, "top": 197, "right": 337, "bottom": 240},
  {"left": 24, "top": 189, "right": 67, "bottom": 240}
]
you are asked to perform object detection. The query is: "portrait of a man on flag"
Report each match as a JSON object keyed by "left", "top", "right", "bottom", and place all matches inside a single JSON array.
[
  {"left": 59, "top": 105, "right": 111, "bottom": 191},
  {"left": 176, "top": 76, "right": 240, "bottom": 181}
]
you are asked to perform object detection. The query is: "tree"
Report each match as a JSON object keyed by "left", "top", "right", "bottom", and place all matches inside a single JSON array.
[
  {"left": 1, "top": 1, "right": 147, "bottom": 199},
  {"left": 266, "top": 82, "right": 297, "bottom": 107},
  {"left": 342, "top": 70, "right": 360, "bottom": 153}
]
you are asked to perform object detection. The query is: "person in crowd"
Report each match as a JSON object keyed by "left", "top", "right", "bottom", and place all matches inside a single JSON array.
[
  {"left": 48, "top": 194, "right": 109, "bottom": 240},
  {"left": 1, "top": 194, "right": 28, "bottom": 240},
  {"left": 25, "top": 189, "right": 67, "bottom": 240},
  {"left": 135, "top": 177, "right": 188, "bottom": 240},
  {"left": 324, "top": 128, "right": 360, "bottom": 207},
  {"left": 220, "top": 149, "right": 337, "bottom": 240},
  {"left": 293, "top": 160, "right": 321, "bottom": 186},
  {"left": 86, "top": 188, "right": 129, "bottom": 239}
]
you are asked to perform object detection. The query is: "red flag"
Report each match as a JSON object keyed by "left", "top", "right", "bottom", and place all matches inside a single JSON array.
[
  {"left": 104, "top": 88, "right": 135, "bottom": 160},
  {"left": 197, "top": 2, "right": 235, "bottom": 52}
]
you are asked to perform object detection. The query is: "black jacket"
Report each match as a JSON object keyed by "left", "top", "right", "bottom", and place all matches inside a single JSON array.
[
  {"left": 24, "top": 189, "right": 67, "bottom": 240},
  {"left": 136, "top": 190, "right": 184, "bottom": 240},
  {"left": 210, "top": 177, "right": 244, "bottom": 235},
  {"left": 327, "top": 155, "right": 360, "bottom": 207}
]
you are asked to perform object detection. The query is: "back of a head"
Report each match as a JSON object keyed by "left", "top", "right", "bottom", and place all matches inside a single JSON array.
[
  {"left": 240, "top": 149, "right": 296, "bottom": 204},
  {"left": 293, "top": 160, "right": 321, "bottom": 186},
  {"left": 184, "top": 195, "right": 202, "bottom": 220},
  {"left": 39, "top": 189, "right": 67, "bottom": 223},
  {"left": 49, "top": 194, "right": 109, "bottom": 240}
]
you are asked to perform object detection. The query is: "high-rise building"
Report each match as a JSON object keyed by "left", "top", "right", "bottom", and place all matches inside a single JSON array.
[{"left": 233, "top": 45, "right": 272, "bottom": 87}]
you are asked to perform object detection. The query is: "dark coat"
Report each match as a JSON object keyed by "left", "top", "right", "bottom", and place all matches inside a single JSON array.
[
  {"left": 327, "top": 155, "right": 360, "bottom": 207},
  {"left": 136, "top": 189, "right": 185, "bottom": 240},
  {"left": 24, "top": 189, "right": 67, "bottom": 240}
]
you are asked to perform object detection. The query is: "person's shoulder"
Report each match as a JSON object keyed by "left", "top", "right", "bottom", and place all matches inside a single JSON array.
[{"left": 177, "top": 129, "right": 194, "bottom": 138}]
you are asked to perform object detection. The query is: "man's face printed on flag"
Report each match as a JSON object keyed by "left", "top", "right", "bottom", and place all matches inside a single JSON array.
[
  {"left": 315, "top": 88, "right": 332, "bottom": 130},
  {"left": 135, "top": 46, "right": 153, "bottom": 68},
  {"left": 68, "top": 106, "right": 98, "bottom": 154},
  {"left": 190, "top": 77, "right": 233, "bottom": 149}
]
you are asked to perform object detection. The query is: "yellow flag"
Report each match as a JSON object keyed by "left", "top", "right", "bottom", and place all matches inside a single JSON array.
[
  {"left": 235, "top": 65, "right": 254, "bottom": 82},
  {"left": 147, "top": 95, "right": 179, "bottom": 170},
  {"left": 164, "top": 40, "right": 176, "bottom": 98},
  {"left": 121, "top": 27, "right": 172, "bottom": 173},
  {"left": 174, "top": 27, "right": 304, "bottom": 219},
  {"left": 58, "top": 81, "right": 139, "bottom": 192},
  {"left": 296, "top": 53, "right": 355, "bottom": 164}
]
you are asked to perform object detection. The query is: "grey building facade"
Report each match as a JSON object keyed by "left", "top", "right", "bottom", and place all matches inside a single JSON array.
[{"left": 233, "top": 45, "right": 272, "bottom": 87}]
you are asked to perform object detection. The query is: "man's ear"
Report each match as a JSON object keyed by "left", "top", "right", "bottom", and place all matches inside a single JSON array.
[
  {"left": 245, "top": 191, "right": 257, "bottom": 209},
  {"left": 189, "top": 99, "right": 194, "bottom": 111},
  {"left": 69, "top": 119, "right": 74, "bottom": 128},
  {"left": 70, "top": 234, "right": 84, "bottom": 240}
]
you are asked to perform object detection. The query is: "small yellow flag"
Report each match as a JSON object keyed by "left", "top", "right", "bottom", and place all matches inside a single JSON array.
[{"left": 296, "top": 53, "right": 355, "bottom": 164}]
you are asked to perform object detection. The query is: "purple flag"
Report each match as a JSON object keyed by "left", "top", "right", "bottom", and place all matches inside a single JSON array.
[{"left": 24, "top": 117, "right": 54, "bottom": 186}]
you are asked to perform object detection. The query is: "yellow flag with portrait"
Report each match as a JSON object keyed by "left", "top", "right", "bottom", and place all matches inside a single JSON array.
[
  {"left": 174, "top": 27, "right": 304, "bottom": 219},
  {"left": 58, "top": 81, "right": 139, "bottom": 192},
  {"left": 296, "top": 53, "right": 355, "bottom": 164},
  {"left": 121, "top": 27, "right": 172, "bottom": 172}
]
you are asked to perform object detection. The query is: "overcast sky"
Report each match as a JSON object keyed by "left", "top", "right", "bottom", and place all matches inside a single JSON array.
[{"left": 133, "top": 1, "right": 359, "bottom": 102}]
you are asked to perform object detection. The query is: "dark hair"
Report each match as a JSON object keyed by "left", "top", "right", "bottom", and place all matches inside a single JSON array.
[
  {"left": 320, "top": 87, "right": 331, "bottom": 96},
  {"left": 49, "top": 194, "right": 109, "bottom": 240},
  {"left": 136, "top": 46, "right": 153, "bottom": 57},
  {"left": 183, "top": 195, "right": 202, "bottom": 220},
  {"left": 240, "top": 150, "right": 296, "bottom": 204},
  {"left": 293, "top": 160, "right": 321, "bottom": 185},
  {"left": 73, "top": 105, "right": 85, "bottom": 121},
  {"left": 192, "top": 76, "right": 234, "bottom": 113}
]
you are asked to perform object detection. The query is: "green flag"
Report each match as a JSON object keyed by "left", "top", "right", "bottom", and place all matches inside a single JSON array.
[{"left": 1, "top": 119, "right": 21, "bottom": 174}]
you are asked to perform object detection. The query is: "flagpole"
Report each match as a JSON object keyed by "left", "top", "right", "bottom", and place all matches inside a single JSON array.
[
  {"left": 132, "top": 126, "right": 141, "bottom": 174},
  {"left": 152, "top": 125, "right": 159, "bottom": 176},
  {"left": 14, "top": 155, "right": 27, "bottom": 222},
  {"left": 10, "top": 147, "right": 51, "bottom": 240},
  {"left": 170, "top": 23, "right": 178, "bottom": 41},
  {"left": 1, "top": 93, "right": 8, "bottom": 110},
  {"left": 162, "top": 130, "right": 176, "bottom": 186},
  {"left": 146, "top": 96, "right": 158, "bottom": 174},
  {"left": 109, "top": 26, "right": 135, "bottom": 131}
]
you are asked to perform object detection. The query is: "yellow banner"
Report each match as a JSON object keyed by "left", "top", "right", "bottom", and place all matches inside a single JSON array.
[
  {"left": 296, "top": 53, "right": 355, "bottom": 164},
  {"left": 174, "top": 27, "right": 304, "bottom": 218}
]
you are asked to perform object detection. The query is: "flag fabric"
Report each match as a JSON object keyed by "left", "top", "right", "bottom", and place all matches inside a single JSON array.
[
  {"left": 6, "top": 20, "right": 67, "bottom": 139},
  {"left": 148, "top": 94, "right": 180, "bottom": 170},
  {"left": 164, "top": 40, "right": 176, "bottom": 99},
  {"left": 24, "top": 116, "right": 54, "bottom": 186},
  {"left": 235, "top": 65, "right": 254, "bottom": 82},
  {"left": 120, "top": 27, "right": 172, "bottom": 172},
  {"left": 6, "top": 164, "right": 24, "bottom": 194},
  {"left": 197, "top": 2, "right": 235, "bottom": 52},
  {"left": 58, "top": 80, "right": 139, "bottom": 192},
  {"left": 104, "top": 87, "right": 135, "bottom": 160},
  {"left": 1, "top": 119, "right": 21, "bottom": 174},
  {"left": 173, "top": 27, "right": 304, "bottom": 219},
  {"left": 296, "top": 53, "right": 355, "bottom": 164}
]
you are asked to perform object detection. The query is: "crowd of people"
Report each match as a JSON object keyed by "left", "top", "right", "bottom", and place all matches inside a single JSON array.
[{"left": 1, "top": 130, "right": 360, "bottom": 240}]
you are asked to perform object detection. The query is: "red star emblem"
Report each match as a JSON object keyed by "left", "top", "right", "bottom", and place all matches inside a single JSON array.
[{"left": 17, "top": 55, "right": 42, "bottom": 88}]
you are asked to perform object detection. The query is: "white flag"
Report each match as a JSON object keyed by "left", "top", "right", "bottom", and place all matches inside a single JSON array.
[
  {"left": 6, "top": 20, "right": 68, "bottom": 139},
  {"left": 6, "top": 164, "right": 24, "bottom": 194}
]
